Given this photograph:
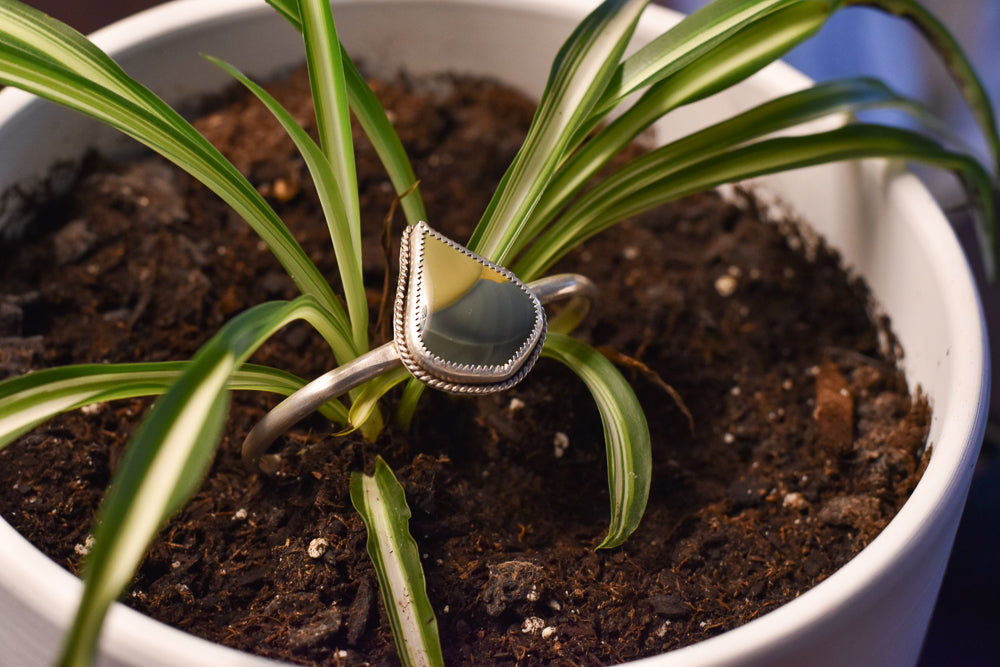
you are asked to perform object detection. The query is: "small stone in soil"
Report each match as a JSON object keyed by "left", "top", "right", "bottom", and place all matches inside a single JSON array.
[
  {"left": 307, "top": 537, "right": 329, "bottom": 558},
  {"left": 817, "top": 495, "right": 881, "bottom": 530},
  {"left": 782, "top": 492, "right": 810, "bottom": 511},
  {"left": 553, "top": 432, "right": 570, "bottom": 458},
  {"left": 521, "top": 616, "right": 545, "bottom": 634},
  {"left": 481, "top": 560, "right": 545, "bottom": 617},
  {"left": 714, "top": 273, "right": 739, "bottom": 297},
  {"left": 288, "top": 606, "right": 343, "bottom": 650}
]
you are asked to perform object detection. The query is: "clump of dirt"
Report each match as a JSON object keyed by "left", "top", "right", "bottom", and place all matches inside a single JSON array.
[{"left": 0, "top": 66, "right": 928, "bottom": 665}]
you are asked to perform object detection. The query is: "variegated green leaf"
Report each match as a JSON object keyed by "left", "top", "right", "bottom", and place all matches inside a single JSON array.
[
  {"left": 351, "top": 457, "right": 444, "bottom": 667},
  {"left": 520, "top": 0, "right": 833, "bottom": 255},
  {"left": 0, "top": 362, "right": 346, "bottom": 450},
  {"left": 515, "top": 77, "right": 940, "bottom": 278},
  {"left": 469, "top": 0, "right": 650, "bottom": 264},
  {"left": 266, "top": 0, "right": 426, "bottom": 225},
  {"left": 0, "top": 0, "right": 348, "bottom": 331},
  {"left": 298, "top": 0, "right": 366, "bottom": 349},
  {"left": 347, "top": 366, "right": 412, "bottom": 432},
  {"left": 205, "top": 54, "right": 369, "bottom": 358},
  {"left": 55, "top": 297, "right": 358, "bottom": 666},
  {"left": 848, "top": 0, "right": 1000, "bottom": 173},
  {"left": 541, "top": 332, "right": 651, "bottom": 549},
  {"left": 595, "top": 0, "right": 841, "bottom": 115},
  {"left": 537, "top": 124, "right": 997, "bottom": 279}
]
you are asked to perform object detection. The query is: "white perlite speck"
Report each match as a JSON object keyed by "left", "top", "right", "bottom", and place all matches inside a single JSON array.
[
  {"left": 783, "top": 492, "right": 809, "bottom": 511},
  {"left": 521, "top": 617, "right": 545, "bottom": 634},
  {"left": 74, "top": 534, "right": 96, "bottom": 557},
  {"left": 714, "top": 274, "right": 738, "bottom": 297},
  {"left": 553, "top": 432, "right": 570, "bottom": 458},
  {"left": 307, "top": 537, "right": 329, "bottom": 559}
]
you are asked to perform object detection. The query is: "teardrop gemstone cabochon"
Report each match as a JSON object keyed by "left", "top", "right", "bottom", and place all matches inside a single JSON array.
[{"left": 395, "top": 222, "right": 545, "bottom": 393}]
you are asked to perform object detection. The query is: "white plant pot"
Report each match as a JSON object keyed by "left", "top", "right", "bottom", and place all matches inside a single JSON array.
[{"left": 0, "top": 1, "right": 989, "bottom": 665}]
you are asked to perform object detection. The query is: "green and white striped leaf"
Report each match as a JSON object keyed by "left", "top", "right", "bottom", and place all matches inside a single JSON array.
[
  {"left": 515, "top": 77, "right": 939, "bottom": 278},
  {"left": 535, "top": 124, "right": 997, "bottom": 280},
  {"left": 266, "top": 0, "right": 427, "bottom": 225},
  {"left": 297, "top": 0, "right": 366, "bottom": 349},
  {"left": 299, "top": 0, "right": 359, "bottom": 221},
  {"left": 595, "top": 0, "right": 840, "bottom": 116},
  {"left": 394, "top": 378, "right": 427, "bottom": 431},
  {"left": 205, "top": 54, "right": 369, "bottom": 358},
  {"left": 0, "top": 362, "right": 346, "bottom": 450},
  {"left": 54, "top": 297, "right": 358, "bottom": 666},
  {"left": 520, "top": 1, "right": 833, "bottom": 254},
  {"left": 347, "top": 366, "right": 412, "bottom": 432},
  {"left": 541, "top": 333, "right": 651, "bottom": 549},
  {"left": 0, "top": 0, "right": 347, "bottom": 330},
  {"left": 468, "top": 0, "right": 649, "bottom": 264},
  {"left": 508, "top": 0, "right": 997, "bottom": 277},
  {"left": 351, "top": 457, "right": 444, "bottom": 667}
]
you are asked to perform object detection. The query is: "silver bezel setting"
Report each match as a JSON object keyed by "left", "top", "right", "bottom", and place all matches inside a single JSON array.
[{"left": 394, "top": 222, "right": 546, "bottom": 394}]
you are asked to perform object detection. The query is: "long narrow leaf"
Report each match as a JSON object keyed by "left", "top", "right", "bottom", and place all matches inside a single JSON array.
[
  {"left": 205, "top": 54, "right": 369, "bottom": 359},
  {"left": 849, "top": 0, "right": 1000, "bottom": 173},
  {"left": 518, "top": 1, "right": 832, "bottom": 255},
  {"left": 267, "top": 0, "right": 427, "bottom": 225},
  {"left": 594, "top": 0, "right": 840, "bottom": 117},
  {"left": 55, "top": 296, "right": 359, "bottom": 666},
  {"left": 0, "top": 1, "right": 348, "bottom": 330},
  {"left": 515, "top": 77, "right": 932, "bottom": 278},
  {"left": 347, "top": 366, "right": 412, "bottom": 432},
  {"left": 342, "top": 55, "right": 427, "bottom": 226},
  {"left": 0, "top": 0, "right": 195, "bottom": 127},
  {"left": 351, "top": 457, "right": 444, "bottom": 667},
  {"left": 541, "top": 332, "right": 651, "bottom": 549},
  {"left": 265, "top": 0, "right": 299, "bottom": 23},
  {"left": 394, "top": 378, "right": 427, "bottom": 431},
  {"left": 533, "top": 124, "right": 997, "bottom": 279},
  {"left": 298, "top": 0, "right": 366, "bottom": 349},
  {"left": 0, "top": 362, "right": 346, "bottom": 450},
  {"left": 468, "top": 0, "right": 649, "bottom": 264},
  {"left": 299, "top": 0, "right": 360, "bottom": 217}
]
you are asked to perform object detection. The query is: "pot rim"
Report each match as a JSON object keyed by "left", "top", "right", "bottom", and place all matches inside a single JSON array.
[{"left": 0, "top": 1, "right": 989, "bottom": 665}]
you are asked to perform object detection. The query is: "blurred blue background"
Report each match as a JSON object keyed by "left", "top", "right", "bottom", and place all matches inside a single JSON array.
[{"left": 21, "top": 1, "right": 1000, "bottom": 665}]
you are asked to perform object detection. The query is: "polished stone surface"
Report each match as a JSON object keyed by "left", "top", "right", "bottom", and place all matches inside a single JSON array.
[{"left": 415, "top": 229, "right": 538, "bottom": 367}]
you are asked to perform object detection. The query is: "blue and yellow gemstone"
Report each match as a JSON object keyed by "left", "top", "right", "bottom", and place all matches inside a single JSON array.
[{"left": 395, "top": 222, "right": 545, "bottom": 392}]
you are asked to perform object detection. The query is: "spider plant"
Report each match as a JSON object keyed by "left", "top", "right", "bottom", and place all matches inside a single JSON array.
[{"left": 0, "top": 0, "right": 996, "bottom": 665}]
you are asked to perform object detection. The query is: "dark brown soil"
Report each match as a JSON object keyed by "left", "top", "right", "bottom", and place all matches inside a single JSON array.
[{"left": 0, "top": 67, "right": 929, "bottom": 665}]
